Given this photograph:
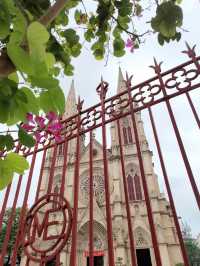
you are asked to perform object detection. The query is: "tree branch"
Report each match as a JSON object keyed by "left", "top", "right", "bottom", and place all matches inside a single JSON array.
[
  {"left": 111, "top": 15, "right": 151, "bottom": 41},
  {"left": 0, "top": 0, "right": 69, "bottom": 77},
  {"left": 39, "top": 0, "right": 68, "bottom": 27}
]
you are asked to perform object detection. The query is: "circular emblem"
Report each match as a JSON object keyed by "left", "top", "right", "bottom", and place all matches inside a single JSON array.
[{"left": 23, "top": 194, "right": 72, "bottom": 263}]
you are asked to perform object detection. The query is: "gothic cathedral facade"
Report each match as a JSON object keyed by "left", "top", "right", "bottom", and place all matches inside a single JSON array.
[{"left": 21, "top": 69, "right": 183, "bottom": 266}]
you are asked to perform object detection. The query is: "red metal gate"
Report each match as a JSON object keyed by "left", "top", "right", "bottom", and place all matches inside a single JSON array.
[{"left": 0, "top": 43, "right": 200, "bottom": 266}]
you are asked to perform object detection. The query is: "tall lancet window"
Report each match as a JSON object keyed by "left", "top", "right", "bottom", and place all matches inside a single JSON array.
[
  {"left": 127, "top": 126, "right": 133, "bottom": 143},
  {"left": 123, "top": 127, "right": 128, "bottom": 145},
  {"left": 127, "top": 174, "right": 135, "bottom": 201},
  {"left": 123, "top": 126, "right": 133, "bottom": 145},
  {"left": 134, "top": 174, "right": 142, "bottom": 200},
  {"left": 58, "top": 143, "right": 64, "bottom": 155}
]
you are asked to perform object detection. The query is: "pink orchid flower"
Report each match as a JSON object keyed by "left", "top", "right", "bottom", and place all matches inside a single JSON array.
[
  {"left": 26, "top": 113, "right": 34, "bottom": 123},
  {"left": 21, "top": 124, "right": 35, "bottom": 131},
  {"left": 125, "top": 38, "right": 134, "bottom": 53},
  {"left": 47, "top": 122, "right": 62, "bottom": 134},
  {"left": 46, "top": 111, "right": 58, "bottom": 121},
  {"left": 35, "top": 116, "right": 46, "bottom": 129},
  {"left": 54, "top": 133, "right": 63, "bottom": 143}
]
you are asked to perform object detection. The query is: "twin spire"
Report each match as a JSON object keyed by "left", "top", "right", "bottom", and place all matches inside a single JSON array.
[{"left": 64, "top": 68, "right": 126, "bottom": 118}]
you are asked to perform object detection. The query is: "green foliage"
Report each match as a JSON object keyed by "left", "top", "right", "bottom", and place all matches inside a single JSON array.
[
  {"left": 0, "top": 135, "right": 14, "bottom": 151},
  {"left": 0, "top": 152, "right": 29, "bottom": 190},
  {"left": 0, "top": 208, "right": 22, "bottom": 264},
  {"left": 182, "top": 223, "right": 200, "bottom": 265},
  {"left": 151, "top": 1, "right": 183, "bottom": 45},
  {"left": 18, "top": 127, "right": 35, "bottom": 148}
]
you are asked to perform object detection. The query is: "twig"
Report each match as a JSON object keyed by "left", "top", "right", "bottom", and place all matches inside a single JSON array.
[
  {"left": 111, "top": 15, "right": 152, "bottom": 40},
  {"left": 81, "top": 0, "right": 89, "bottom": 18},
  {"left": 39, "top": 0, "right": 69, "bottom": 27}
]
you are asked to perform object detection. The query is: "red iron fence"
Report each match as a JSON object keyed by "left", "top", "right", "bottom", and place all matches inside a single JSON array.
[{"left": 0, "top": 43, "right": 200, "bottom": 266}]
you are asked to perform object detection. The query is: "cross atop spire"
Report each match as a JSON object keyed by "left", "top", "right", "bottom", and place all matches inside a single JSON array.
[
  {"left": 63, "top": 80, "right": 77, "bottom": 119},
  {"left": 117, "top": 67, "right": 126, "bottom": 93}
]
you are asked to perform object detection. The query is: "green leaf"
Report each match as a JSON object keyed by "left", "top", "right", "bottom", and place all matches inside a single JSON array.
[
  {"left": 151, "top": 1, "right": 183, "bottom": 38},
  {"left": 9, "top": 7, "right": 27, "bottom": 45},
  {"left": 6, "top": 153, "right": 29, "bottom": 174},
  {"left": 0, "top": 0, "right": 10, "bottom": 40},
  {"left": 64, "top": 64, "right": 74, "bottom": 76},
  {"left": 7, "top": 43, "right": 33, "bottom": 75},
  {"left": 63, "top": 29, "right": 79, "bottom": 47},
  {"left": 38, "top": 86, "right": 65, "bottom": 114},
  {"left": 158, "top": 33, "right": 164, "bottom": 46},
  {"left": 18, "top": 127, "right": 35, "bottom": 148},
  {"left": 27, "top": 21, "right": 50, "bottom": 76},
  {"left": 4, "top": 135, "right": 14, "bottom": 150},
  {"left": 0, "top": 153, "right": 29, "bottom": 190},
  {"left": 20, "top": 87, "right": 39, "bottom": 115}
]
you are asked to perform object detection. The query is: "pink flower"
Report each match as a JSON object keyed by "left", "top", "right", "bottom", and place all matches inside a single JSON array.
[
  {"left": 35, "top": 116, "right": 46, "bottom": 129},
  {"left": 26, "top": 113, "right": 34, "bottom": 123},
  {"left": 21, "top": 124, "right": 35, "bottom": 131},
  {"left": 47, "top": 122, "right": 62, "bottom": 133},
  {"left": 125, "top": 38, "right": 134, "bottom": 53},
  {"left": 34, "top": 131, "right": 42, "bottom": 143},
  {"left": 54, "top": 134, "right": 63, "bottom": 142},
  {"left": 46, "top": 111, "right": 58, "bottom": 121}
]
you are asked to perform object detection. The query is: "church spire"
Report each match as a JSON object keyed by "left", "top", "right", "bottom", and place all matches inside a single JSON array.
[
  {"left": 117, "top": 67, "right": 126, "bottom": 93},
  {"left": 63, "top": 80, "right": 77, "bottom": 119}
]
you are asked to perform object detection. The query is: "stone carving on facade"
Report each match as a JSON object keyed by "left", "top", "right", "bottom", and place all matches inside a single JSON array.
[{"left": 135, "top": 227, "right": 149, "bottom": 248}]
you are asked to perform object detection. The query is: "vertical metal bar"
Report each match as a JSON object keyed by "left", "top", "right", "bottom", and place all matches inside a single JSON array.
[
  {"left": 69, "top": 97, "right": 82, "bottom": 266},
  {"left": 116, "top": 119, "right": 137, "bottom": 266},
  {"left": 154, "top": 61, "right": 200, "bottom": 210},
  {"left": 0, "top": 185, "right": 11, "bottom": 232},
  {"left": 0, "top": 174, "right": 23, "bottom": 265},
  {"left": 47, "top": 143, "right": 58, "bottom": 194},
  {"left": 60, "top": 139, "right": 69, "bottom": 198},
  {"left": 98, "top": 81, "right": 115, "bottom": 266},
  {"left": 56, "top": 253, "right": 60, "bottom": 266},
  {"left": 89, "top": 131, "right": 94, "bottom": 266},
  {"left": 148, "top": 107, "right": 190, "bottom": 266},
  {"left": 11, "top": 145, "right": 38, "bottom": 265},
  {"left": 185, "top": 92, "right": 200, "bottom": 129},
  {"left": 55, "top": 138, "right": 69, "bottom": 266},
  {"left": 126, "top": 75, "right": 163, "bottom": 266},
  {"left": 0, "top": 145, "right": 21, "bottom": 235},
  {"left": 35, "top": 148, "right": 47, "bottom": 201}
]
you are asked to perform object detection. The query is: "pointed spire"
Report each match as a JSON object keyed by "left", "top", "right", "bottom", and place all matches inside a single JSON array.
[
  {"left": 117, "top": 67, "right": 126, "bottom": 93},
  {"left": 63, "top": 80, "right": 77, "bottom": 119}
]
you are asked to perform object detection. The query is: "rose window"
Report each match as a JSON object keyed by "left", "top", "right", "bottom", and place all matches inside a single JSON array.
[{"left": 80, "top": 175, "right": 105, "bottom": 205}]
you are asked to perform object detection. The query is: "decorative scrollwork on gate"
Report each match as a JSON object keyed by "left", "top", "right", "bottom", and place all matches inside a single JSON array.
[
  {"left": 23, "top": 194, "right": 72, "bottom": 263},
  {"left": 165, "top": 68, "right": 199, "bottom": 91}
]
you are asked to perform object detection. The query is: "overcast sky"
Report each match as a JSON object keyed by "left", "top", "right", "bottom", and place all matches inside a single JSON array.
[
  {"left": 0, "top": 0, "right": 199, "bottom": 238},
  {"left": 59, "top": 0, "right": 200, "bottom": 236}
]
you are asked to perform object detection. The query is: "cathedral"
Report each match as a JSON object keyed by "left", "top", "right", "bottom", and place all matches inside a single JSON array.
[{"left": 21, "top": 69, "right": 184, "bottom": 266}]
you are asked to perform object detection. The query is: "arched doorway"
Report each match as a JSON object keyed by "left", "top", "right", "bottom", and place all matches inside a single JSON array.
[{"left": 77, "top": 221, "right": 106, "bottom": 266}]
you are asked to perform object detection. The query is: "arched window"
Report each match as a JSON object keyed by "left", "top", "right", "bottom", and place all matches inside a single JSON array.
[
  {"left": 127, "top": 174, "right": 135, "bottom": 201},
  {"left": 123, "top": 127, "right": 128, "bottom": 145},
  {"left": 134, "top": 174, "right": 142, "bottom": 200},
  {"left": 127, "top": 126, "right": 133, "bottom": 143}
]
